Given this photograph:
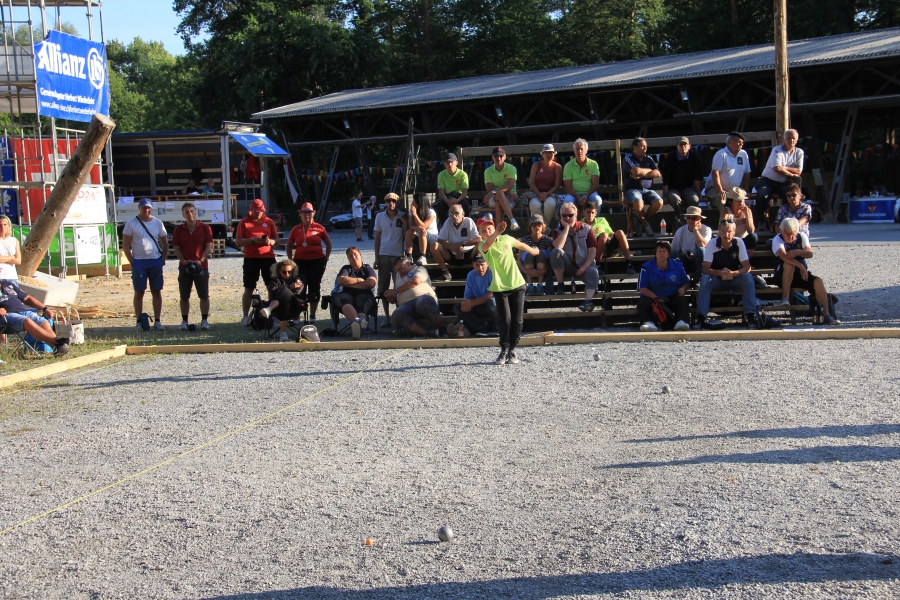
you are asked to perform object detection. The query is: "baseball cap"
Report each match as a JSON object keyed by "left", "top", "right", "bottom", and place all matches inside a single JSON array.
[
  {"left": 476, "top": 215, "right": 495, "bottom": 229},
  {"left": 139, "top": 198, "right": 153, "bottom": 208},
  {"left": 728, "top": 131, "right": 745, "bottom": 142},
  {"left": 541, "top": 143, "right": 556, "bottom": 153},
  {"left": 678, "top": 136, "right": 690, "bottom": 144},
  {"left": 443, "top": 152, "right": 458, "bottom": 162},
  {"left": 384, "top": 193, "right": 400, "bottom": 202},
  {"left": 250, "top": 198, "right": 266, "bottom": 213},
  {"left": 299, "top": 202, "right": 314, "bottom": 212},
  {"left": 471, "top": 253, "right": 486, "bottom": 264},
  {"left": 491, "top": 147, "right": 506, "bottom": 157},
  {"left": 529, "top": 214, "right": 545, "bottom": 225}
]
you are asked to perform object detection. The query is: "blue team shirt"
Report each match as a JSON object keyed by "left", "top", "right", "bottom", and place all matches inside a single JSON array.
[
  {"left": 638, "top": 258, "right": 690, "bottom": 297},
  {"left": 464, "top": 268, "right": 493, "bottom": 300}
]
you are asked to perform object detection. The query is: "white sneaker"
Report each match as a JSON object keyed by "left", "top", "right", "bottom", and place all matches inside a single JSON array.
[
  {"left": 200, "top": 319, "right": 210, "bottom": 330},
  {"left": 359, "top": 317, "right": 368, "bottom": 331},
  {"left": 179, "top": 321, "right": 189, "bottom": 331},
  {"left": 153, "top": 321, "right": 165, "bottom": 331},
  {"left": 278, "top": 332, "right": 289, "bottom": 342},
  {"left": 240, "top": 316, "right": 250, "bottom": 327},
  {"left": 510, "top": 218, "right": 520, "bottom": 230},
  {"left": 415, "top": 255, "right": 427, "bottom": 266},
  {"left": 260, "top": 307, "right": 271, "bottom": 318},
  {"left": 674, "top": 320, "right": 689, "bottom": 331},
  {"left": 351, "top": 320, "right": 361, "bottom": 340},
  {"left": 640, "top": 321, "right": 659, "bottom": 332}
]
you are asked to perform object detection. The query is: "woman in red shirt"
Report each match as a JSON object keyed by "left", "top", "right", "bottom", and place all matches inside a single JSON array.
[{"left": 286, "top": 203, "right": 332, "bottom": 322}]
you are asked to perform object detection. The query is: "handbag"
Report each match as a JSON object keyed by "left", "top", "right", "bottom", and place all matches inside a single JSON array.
[
  {"left": 650, "top": 297, "right": 675, "bottom": 330},
  {"left": 67, "top": 308, "right": 85, "bottom": 345},
  {"left": 53, "top": 311, "right": 74, "bottom": 340}
]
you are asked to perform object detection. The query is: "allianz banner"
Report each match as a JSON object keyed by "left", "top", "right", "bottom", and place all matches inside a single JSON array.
[{"left": 34, "top": 30, "right": 110, "bottom": 122}]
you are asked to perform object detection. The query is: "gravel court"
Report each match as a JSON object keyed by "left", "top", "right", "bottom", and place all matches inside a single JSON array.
[{"left": 1, "top": 339, "right": 899, "bottom": 598}]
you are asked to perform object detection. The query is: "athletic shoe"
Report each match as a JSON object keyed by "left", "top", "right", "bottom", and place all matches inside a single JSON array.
[
  {"left": 240, "top": 316, "right": 250, "bottom": 327},
  {"left": 359, "top": 317, "right": 368, "bottom": 331},
  {"left": 351, "top": 319, "right": 361, "bottom": 340},
  {"left": 379, "top": 316, "right": 392, "bottom": 329},
  {"left": 260, "top": 307, "right": 271, "bottom": 318},
  {"left": 555, "top": 283, "right": 567, "bottom": 296},
  {"left": 691, "top": 316, "right": 705, "bottom": 330},
  {"left": 440, "top": 270, "right": 452, "bottom": 281},
  {"left": 179, "top": 321, "right": 189, "bottom": 331},
  {"left": 53, "top": 338, "right": 70, "bottom": 357},
  {"left": 506, "top": 350, "right": 520, "bottom": 364},
  {"left": 642, "top": 222, "right": 655, "bottom": 238},
  {"left": 625, "top": 263, "right": 637, "bottom": 274},
  {"left": 674, "top": 320, "right": 689, "bottom": 331},
  {"left": 494, "top": 351, "right": 508, "bottom": 365},
  {"left": 640, "top": 321, "right": 659, "bottom": 332},
  {"left": 578, "top": 300, "right": 594, "bottom": 312},
  {"left": 200, "top": 319, "right": 210, "bottom": 330},
  {"left": 823, "top": 314, "right": 839, "bottom": 325},
  {"left": 753, "top": 274, "right": 767, "bottom": 288},
  {"left": 153, "top": 321, "right": 165, "bottom": 331},
  {"left": 279, "top": 332, "right": 289, "bottom": 342},
  {"left": 415, "top": 255, "right": 428, "bottom": 266},
  {"left": 135, "top": 323, "right": 144, "bottom": 332},
  {"left": 510, "top": 218, "right": 520, "bottom": 231},
  {"left": 308, "top": 317, "right": 317, "bottom": 324},
  {"left": 525, "top": 283, "right": 534, "bottom": 296},
  {"left": 534, "top": 283, "right": 545, "bottom": 296},
  {"left": 777, "top": 297, "right": 791, "bottom": 306},
  {"left": 426, "top": 329, "right": 441, "bottom": 338}
]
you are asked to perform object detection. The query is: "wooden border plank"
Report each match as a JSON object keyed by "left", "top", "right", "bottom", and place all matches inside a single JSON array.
[
  {"left": 0, "top": 345, "right": 128, "bottom": 389},
  {"left": 544, "top": 328, "right": 900, "bottom": 344}
]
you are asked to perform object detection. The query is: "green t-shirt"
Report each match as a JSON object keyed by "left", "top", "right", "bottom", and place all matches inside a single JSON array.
[
  {"left": 437, "top": 168, "right": 469, "bottom": 194},
  {"left": 479, "top": 234, "right": 525, "bottom": 292},
  {"left": 484, "top": 163, "right": 517, "bottom": 196},
  {"left": 582, "top": 216, "right": 614, "bottom": 239},
  {"left": 563, "top": 158, "right": 600, "bottom": 194}
]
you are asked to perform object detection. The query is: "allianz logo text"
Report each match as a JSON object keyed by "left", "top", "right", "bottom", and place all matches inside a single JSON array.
[{"left": 36, "top": 43, "right": 106, "bottom": 90}]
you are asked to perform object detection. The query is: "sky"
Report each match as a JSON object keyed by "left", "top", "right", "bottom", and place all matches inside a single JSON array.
[{"left": 89, "top": 0, "right": 188, "bottom": 55}]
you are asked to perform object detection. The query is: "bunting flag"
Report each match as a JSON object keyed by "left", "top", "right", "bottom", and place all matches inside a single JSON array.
[{"left": 282, "top": 158, "right": 299, "bottom": 204}]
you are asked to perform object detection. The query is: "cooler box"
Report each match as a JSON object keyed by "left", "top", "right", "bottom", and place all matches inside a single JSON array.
[{"left": 848, "top": 197, "right": 896, "bottom": 223}]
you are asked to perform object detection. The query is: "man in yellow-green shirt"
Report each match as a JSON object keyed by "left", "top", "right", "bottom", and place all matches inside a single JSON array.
[
  {"left": 562, "top": 138, "right": 602, "bottom": 211},
  {"left": 435, "top": 152, "right": 470, "bottom": 224},
  {"left": 484, "top": 146, "right": 520, "bottom": 231}
]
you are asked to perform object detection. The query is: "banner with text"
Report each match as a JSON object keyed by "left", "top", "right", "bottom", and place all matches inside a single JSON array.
[{"left": 34, "top": 30, "right": 110, "bottom": 122}]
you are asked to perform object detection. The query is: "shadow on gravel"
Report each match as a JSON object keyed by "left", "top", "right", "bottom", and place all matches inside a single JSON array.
[
  {"left": 626, "top": 424, "right": 900, "bottom": 443},
  {"left": 201, "top": 552, "right": 898, "bottom": 599},
  {"left": 603, "top": 444, "right": 900, "bottom": 469}
]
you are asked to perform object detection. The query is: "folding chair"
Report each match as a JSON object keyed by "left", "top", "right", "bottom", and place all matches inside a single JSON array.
[
  {"left": 250, "top": 290, "right": 309, "bottom": 341},
  {"left": 0, "top": 315, "right": 56, "bottom": 357},
  {"left": 321, "top": 294, "right": 379, "bottom": 337}
]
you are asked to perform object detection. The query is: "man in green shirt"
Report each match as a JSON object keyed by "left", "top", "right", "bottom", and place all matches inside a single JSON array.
[
  {"left": 562, "top": 138, "right": 602, "bottom": 211},
  {"left": 435, "top": 152, "right": 470, "bottom": 225},
  {"left": 484, "top": 146, "right": 520, "bottom": 231},
  {"left": 581, "top": 201, "right": 636, "bottom": 274}
]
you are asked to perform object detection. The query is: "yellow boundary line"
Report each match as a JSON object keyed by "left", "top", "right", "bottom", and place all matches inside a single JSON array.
[
  {"left": 0, "top": 348, "right": 410, "bottom": 536},
  {"left": 0, "top": 345, "right": 128, "bottom": 390}
]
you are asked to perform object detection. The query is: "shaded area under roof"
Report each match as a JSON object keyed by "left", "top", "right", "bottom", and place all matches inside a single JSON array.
[{"left": 254, "top": 28, "right": 900, "bottom": 120}]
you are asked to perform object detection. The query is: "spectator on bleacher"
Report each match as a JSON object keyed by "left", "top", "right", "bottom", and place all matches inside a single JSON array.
[
  {"left": 756, "top": 129, "right": 803, "bottom": 230},
  {"left": 237, "top": 198, "right": 278, "bottom": 326},
  {"left": 260, "top": 259, "right": 306, "bottom": 343},
  {"left": 453, "top": 253, "right": 498, "bottom": 337},
  {"left": 333, "top": 246, "right": 377, "bottom": 339},
  {"left": 384, "top": 255, "right": 445, "bottom": 338},
  {"left": 0, "top": 216, "right": 21, "bottom": 280},
  {"left": 562, "top": 138, "right": 601, "bottom": 213},
  {"left": 580, "top": 201, "right": 636, "bottom": 275},
  {"left": 477, "top": 216, "right": 540, "bottom": 366},
  {"left": 201, "top": 178, "right": 217, "bottom": 195},
  {"left": 661, "top": 136, "right": 704, "bottom": 225},
  {"left": 521, "top": 144, "right": 563, "bottom": 225},
  {"left": 405, "top": 193, "right": 439, "bottom": 267},
  {"left": 519, "top": 214, "right": 553, "bottom": 295},
  {"left": 773, "top": 183, "right": 812, "bottom": 237},
  {"left": 374, "top": 193, "right": 407, "bottom": 327},
  {"left": 623, "top": 137, "right": 664, "bottom": 238},
  {"left": 351, "top": 192, "right": 365, "bottom": 242},
  {"left": 484, "top": 146, "right": 520, "bottom": 231},
  {"left": 704, "top": 132, "right": 750, "bottom": 209},
  {"left": 670, "top": 206, "right": 712, "bottom": 282},
  {"left": 172, "top": 202, "right": 213, "bottom": 331},
  {"left": 435, "top": 153, "right": 470, "bottom": 225},
  {"left": 720, "top": 187, "right": 758, "bottom": 256},
  {"left": 693, "top": 218, "right": 758, "bottom": 330},
  {"left": 434, "top": 205, "right": 480, "bottom": 281},
  {"left": 0, "top": 280, "right": 68, "bottom": 356},
  {"left": 771, "top": 217, "right": 838, "bottom": 324},
  {"left": 638, "top": 241, "right": 691, "bottom": 332},
  {"left": 550, "top": 201, "right": 600, "bottom": 312},
  {"left": 285, "top": 202, "right": 331, "bottom": 323},
  {"left": 180, "top": 179, "right": 199, "bottom": 195}
]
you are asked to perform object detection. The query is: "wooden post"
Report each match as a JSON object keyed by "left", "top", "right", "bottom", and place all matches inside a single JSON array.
[
  {"left": 774, "top": 0, "right": 789, "bottom": 139},
  {"left": 20, "top": 114, "right": 116, "bottom": 276}
]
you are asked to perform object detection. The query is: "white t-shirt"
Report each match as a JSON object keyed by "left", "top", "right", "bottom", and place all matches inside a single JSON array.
[
  {"left": 123, "top": 216, "right": 167, "bottom": 260},
  {"left": 438, "top": 216, "right": 478, "bottom": 251},
  {"left": 761, "top": 144, "right": 804, "bottom": 183},
  {"left": 0, "top": 236, "right": 18, "bottom": 280},
  {"left": 670, "top": 223, "right": 712, "bottom": 255},
  {"left": 771, "top": 232, "right": 810, "bottom": 257},
  {"left": 374, "top": 211, "right": 406, "bottom": 256},
  {"left": 351, "top": 198, "right": 363, "bottom": 219},
  {"left": 706, "top": 148, "right": 751, "bottom": 191},
  {"left": 420, "top": 208, "right": 438, "bottom": 236}
]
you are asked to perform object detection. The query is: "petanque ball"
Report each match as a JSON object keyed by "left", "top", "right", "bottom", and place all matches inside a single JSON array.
[
  {"left": 593, "top": 354, "right": 600, "bottom": 361},
  {"left": 662, "top": 385, "right": 672, "bottom": 394},
  {"left": 437, "top": 526, "right": 454, "bottom": 542}
]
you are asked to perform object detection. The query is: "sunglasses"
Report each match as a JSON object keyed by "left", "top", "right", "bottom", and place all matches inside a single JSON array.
[
  {"left": 561, "top": 213, "right": 577, "bottom": 218},
  {"left": 719, "top": 219, "right": 734, "bottom": 225},
  {"left": 529, "top": 223, "right": 543, "bottom": 228},
  {"left": 280, "top": 269, "right": 293, "bottom": 274},
  {"left": 449, "top": 211, "right": 463, "bottom": 216},
  {"left": 493, "top": 154, "right": 506, "bottom": 158},
  {"left": 785, "top": 193, "right": 799, "bottom": 198}
]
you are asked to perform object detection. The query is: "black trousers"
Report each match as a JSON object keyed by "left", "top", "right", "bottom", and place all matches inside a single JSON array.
[
  {"left": 295, "top": 257, "right": 328, "bottom": 314},
  {"left": 495, "top": 285, "right": 526, "bottom": 351},
  {"left": 637, "top": 293, "right": 690, "bottom": 326},
  {"left": 269, "top": 283, "right": 305, "bottom": 322}
]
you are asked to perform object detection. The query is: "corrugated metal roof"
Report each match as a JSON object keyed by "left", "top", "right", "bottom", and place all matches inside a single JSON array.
[{"left": 254, "top": 27, "right": 900, "bottom": 120}]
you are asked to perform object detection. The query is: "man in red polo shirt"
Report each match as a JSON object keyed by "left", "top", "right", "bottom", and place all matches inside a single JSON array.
[
  {"left": 236, "top": 198, "right": 278, "bottom": 326},
  {"left": 172, "top": 202, "right": 213, "bottom": 330}
]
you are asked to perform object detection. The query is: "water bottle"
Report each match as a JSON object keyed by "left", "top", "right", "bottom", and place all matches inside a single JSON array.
[{"left": 660, "top": 218, "right": 667, "bottom": 234}]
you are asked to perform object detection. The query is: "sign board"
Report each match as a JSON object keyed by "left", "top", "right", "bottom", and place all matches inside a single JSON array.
[
  {"left": 848, "top": 197, "right": 896, "bottom": 223},
  {"left": 228, "top": 133, "right": 290, "bottom": 157},
  {"left": 75, "top": 226, "right": 102, "bottom": 263},
  {"left": 34, "top": 30, "right": 110, "bottom": 122},
  {"left": 64, "top": 185, "right": 108, "bottom": 224}
]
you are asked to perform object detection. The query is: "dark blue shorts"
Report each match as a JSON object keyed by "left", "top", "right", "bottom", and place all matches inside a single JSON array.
[{"left": 132, "top": 257, "right": 165, "bottom": 292}]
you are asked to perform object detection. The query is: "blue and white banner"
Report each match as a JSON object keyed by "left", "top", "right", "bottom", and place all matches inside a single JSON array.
[{"left": 34, "top": 30, "right": 109, "bottom": 122}]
